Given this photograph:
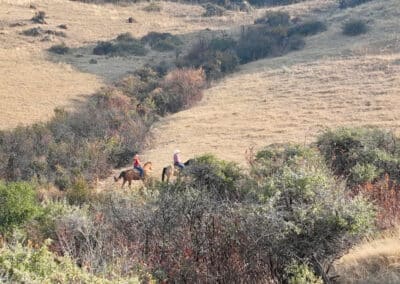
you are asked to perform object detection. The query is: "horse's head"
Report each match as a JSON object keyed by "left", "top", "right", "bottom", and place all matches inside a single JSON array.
[{"left": 143, "top": 161, "right": 153, "bottom": 171}]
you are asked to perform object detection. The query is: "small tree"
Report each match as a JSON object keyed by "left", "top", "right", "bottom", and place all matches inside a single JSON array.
[{"left": 0, "top": 182, "right": 40, "bottom": 233}]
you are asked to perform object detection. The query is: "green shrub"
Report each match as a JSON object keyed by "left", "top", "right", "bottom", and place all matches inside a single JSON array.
[
  {"left": 0, "top": 182, "right": 40, "bottom": 233},
  {"left": 48, "top": 43, "right": 70, "bottom": 54},
  {"left": 342, "top": 19, "right": 368, "bottom": 36},
  {"left": 183, "top": 154, "right": 247, "bottom": 200},
  {"left": 350, "top": 163, "right": 381, "bottom": 184},
  {"left": 22, "top": 27, "right": 43, "bottom": 37},
  {"left": 209, "top": 37, "right": 237, "bottom": 51},
  {"left": 141, "top": 32, "right": 182, "bottom": 51},
  {"left": 0, "top": 241, "right": 111, "bottom": 283},
  {"left": 202, "top": 3, "right": 225, "bottom": 17},
  {"left": 66, "top": 177, "right": 92, "bottom": 206},
  {"left": 248, "top": 0, "right": 306, "bottom": 7},
  {"left": 143, "top": 2, "right": 162, "bottom": 12},
  {"left": 339, "top": 0, "right": 373, "bottom": 9},
  {"left": 236, "top": 26, "right": 286, "bottom": 62},
  {"left": 254, "top": 11, "right": 291, "bottom": 27},
  {"left": 93, "top": 33, "right": 147, "bottom": 56},
  {"left": 31, "top": 11, "right": 46, "bottom": 24},
  {"left": 286, "top": 263, "right": 323, "bottom": 284},
  {"left": 289, "top": 20, "right": 327, "bottom": 36},
  {"left": 317, "top": 128, "right": 400, "bottom": 185},
  {"left": 178, "top": 38, "right": 239, "bottom": 79}
]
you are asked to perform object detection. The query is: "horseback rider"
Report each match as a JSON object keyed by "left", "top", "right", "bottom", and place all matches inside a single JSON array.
[
  {"left": 173, "top": 149, "right": 185, "bottom": 170},
  {"left": 133, "top": 153, "right": 144, "bottom": 178}
]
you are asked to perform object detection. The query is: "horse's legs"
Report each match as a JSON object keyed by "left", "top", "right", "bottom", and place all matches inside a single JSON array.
[
  {"left": 121, "top": 179, "right": 126, "bottom": 189},
  {"left": 128, "top": 180, "right": 132, "bottom": 189}
]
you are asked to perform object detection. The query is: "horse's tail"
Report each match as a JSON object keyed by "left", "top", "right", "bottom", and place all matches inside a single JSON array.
[
  {"left": 114, "top": 171, "right": 125, "bottom": 182},
  {"left": 162, "top": 167, "right": 167, "bottom": 182}
]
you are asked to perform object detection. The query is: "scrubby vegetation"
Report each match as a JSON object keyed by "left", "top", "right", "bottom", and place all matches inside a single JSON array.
[
  {"left": 141, "top": 32, "right": 182, "bottom": 52},
  {"left": 93, "top": 33, "right": 147, "bottom": 56},
  {"left": 0, "top": 67, "right": 204, "bottom": 188},
  {"left": 48, "top": 43, "right": 70, "bottom": 54},
  {"left": 178, "top": 11, "right": 326, "bottom": 77},
  {"left": 202, "top": 2, "right": 225, "bottom": 17},
  {"left": 317, "top": 128, "right": 400, "bottom": 185},
  {"left": 0, "top": 145, "right": 376, "bottom": 282},
  {"left": 31, "top": 11, "right": 46, "bottom": 24},
  {"left": 339, "top": 0, "right": 373, "bottom": 9},
  {"left": 342, "top": 19, "right": 368, "bottom": 36}
]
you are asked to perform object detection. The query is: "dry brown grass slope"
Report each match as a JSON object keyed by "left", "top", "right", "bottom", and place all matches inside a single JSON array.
[
  {"left": 0, "top": 0, "right": 257, "bottom": 130},
  {"left": 334, "top": 227, "right": 400, "bottom": 284},
  {"left": 142, "top": 0, "right": 400, "bottom": 176}
]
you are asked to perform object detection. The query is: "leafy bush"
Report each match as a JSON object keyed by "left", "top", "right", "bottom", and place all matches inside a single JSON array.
[
  {"left": 0, "top": 182, "right": 40, "bottom": 233},
  {"left": 48, "top": 43, "right": 70, "bottom": 54},
  {"left": 286, "top": 263, "right": 323, "bottom": 284},
  {"left": 141, "top": 32, "right": 182, "bottom": 52},
  {"left": 339, "top": 0, "right": 373, "bottom": 9},
  {"left": 288, "top": 20, "right": 327, "bottom": 36},
  {"left": 143, "top": 2, "right": 162, "bottom": 12},
  {"left": 254, "top": 11, "right": 291, "bottom": 27},
  {"left": 153, "top": 68, "right": 206, "bottom": 114},
  {"left": 248, "top": 0, "right": 306, "bottom": 6},
  {"left": 0, "top": 241, "right": 115, "bottom": 283},
  {"left": 342, "top": 19, "right": 368, "bottom": 36},
  {"left": 66, "top": 177, "right": 93, "bottom": 206},
  {"left": 31, "top": 11, "right": 46, "bottom": 24},
  {"left": 202, "top": 3, "right": 225, "bottom": 17},
  {"left": 93, "top": 33, "right": 147, "bottom": 56},
  {"left": 178, "top": 38, "right": 239, "bottom": 79},
  {"left": 182, "top": 154, "right": 248, "bottom": 200},
  {"left": 236, "top": 25, "right": 289, "bottom": 62},
  {"left": 317, "top": 128, "right": 400, "bottom": 185}
]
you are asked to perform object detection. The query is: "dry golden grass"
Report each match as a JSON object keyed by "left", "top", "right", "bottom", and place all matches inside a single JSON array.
[
  {"left": 334, "top": 227, "right": 400, "bottom": 283},
  {"left": 0, "top": 0, "right": 258, "bottom": 129},
  {"left": 142, "top": 0, "right": 400, "bottom": 176}
]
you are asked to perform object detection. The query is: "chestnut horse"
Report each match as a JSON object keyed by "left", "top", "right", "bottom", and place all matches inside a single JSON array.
[
  {"left": 161, "top": 159, "right": 194, "bottom": 183},
  {"left": 114, "top": 161, "right": 153, "bottom": 188}
]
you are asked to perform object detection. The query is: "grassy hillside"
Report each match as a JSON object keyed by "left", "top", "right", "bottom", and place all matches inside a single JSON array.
[{"left": 0, "top": 0, "right": 257, "bottom": 129}]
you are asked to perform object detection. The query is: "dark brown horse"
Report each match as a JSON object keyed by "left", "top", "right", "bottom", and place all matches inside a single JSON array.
[
  {"left": 161, "top": 159, "right": 194, "bottom": 182},
  {"left": 114, "top": 161, "right": 153, "bottom": 188}
]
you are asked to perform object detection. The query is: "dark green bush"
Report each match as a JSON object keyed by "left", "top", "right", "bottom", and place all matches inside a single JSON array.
[
  {"left": 339, "top": 0, "right": 373, "bottom": 9},
  {"left": 202, "top": 3, "right": 225, "bottom": 17},
  {"left": 288, "top": 20, "right": 327, "bottom": 36},
  {"left": 31, "top": 11, "right": 46, "bottom": 24},
  {"left": 342, "top": 19, "right": 368, "bottom": 36},
  {"left": 178, "top": 38, "right": 239, "bottom": 79},
  {"left": 66, "top": 177, "right": 93, "bottom": 206},
  {"left": 143, "top": 2, "right": 162, "bottom": 12},
  {"left": 236, "top": 26, "right": 287, "bottom": 62},
  {"left": 141, "top": 32, "right": 182, "bottom": 51},
  {"left": 48, "top": 43, "right": 70, "bottom": 54},
  {"left": 317, "top": 128, "right": 400, "bottom": 185},
  {"left": 208, "top": 37, "right": 237, "bottom": 51},
  {"left": 254, "top": 11, "right": 291, "bottom": 27},
  {"left": 93, "top": 33, "right": 147, "bottom": 56},
  {"left": 248, "top": 0, "right": 306, "bottom": 6},
  {"left": 0, "top": 182, "right": 40, "bottom": 233}
]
